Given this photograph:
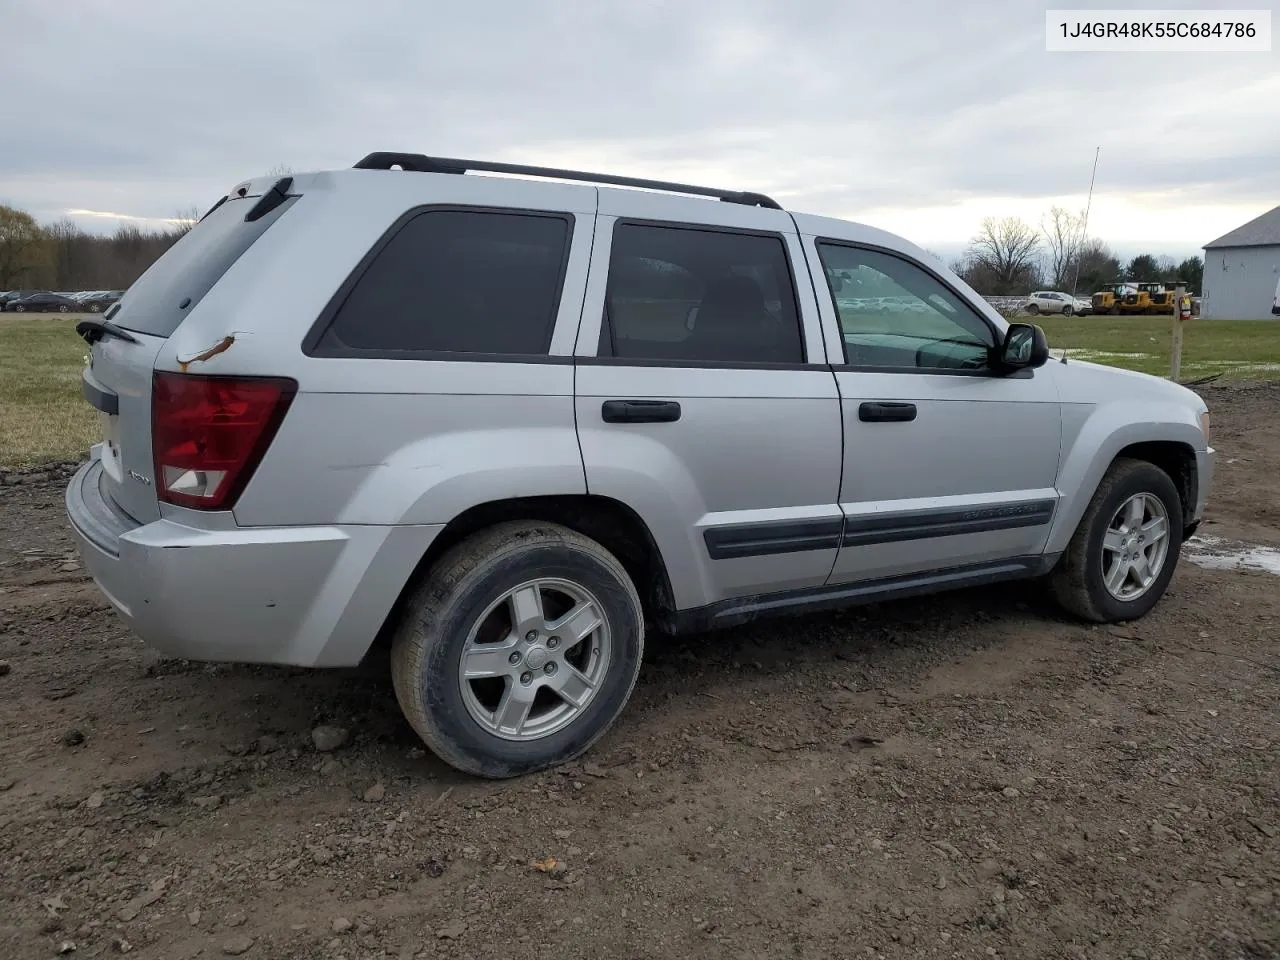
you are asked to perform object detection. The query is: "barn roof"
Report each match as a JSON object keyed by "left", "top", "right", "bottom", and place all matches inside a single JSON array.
[{"left": 1204, "top": 204, "right": 1280, "bottom": 249}]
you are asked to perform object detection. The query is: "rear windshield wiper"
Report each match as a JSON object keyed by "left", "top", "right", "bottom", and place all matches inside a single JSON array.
[{"left": 75, "top": 318, "right": 140, "bottom": 346}]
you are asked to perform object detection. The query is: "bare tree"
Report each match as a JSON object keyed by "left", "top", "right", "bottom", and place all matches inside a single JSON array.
[
  {"left": 1066, "top": 239, "right": 1122, "bottom": 298},
  {"left": 965, "top": 217, "right": 1042, "bottom": 295},
  {"left": 8, "top": 204, "right": 203, "bottom": 291},
  {"left": 1041, "top": 206, "right": 1085, "bottom": 290},
  {"left": 170, "top": 207, "right": 200, "bottom": 237},
  {"left": 0, "top": 204, "right": 48, "bottom": 288}
]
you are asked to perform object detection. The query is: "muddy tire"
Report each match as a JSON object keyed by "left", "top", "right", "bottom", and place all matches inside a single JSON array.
[
  {"left": 1049, "top": 458, "right": 1184, "bottom": 623},
  {"left": 390, "top": 521, "right": 644, "bottom": 779}
]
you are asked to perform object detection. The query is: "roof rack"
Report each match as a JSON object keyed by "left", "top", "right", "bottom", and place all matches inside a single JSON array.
[{"left": 352, "top": 152, "right": 783, "bottom": 210}]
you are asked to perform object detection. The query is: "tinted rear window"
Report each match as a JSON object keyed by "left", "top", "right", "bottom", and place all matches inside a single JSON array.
[
  {"left": 110, "top": 194, "right": 297, "bottom": 337},
  {"left": 311, "top": 209, "right": 572, "bottom": 357}
]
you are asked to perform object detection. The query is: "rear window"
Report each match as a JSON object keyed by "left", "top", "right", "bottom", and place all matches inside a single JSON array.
[
  {"left": 310, "top": 208, "right": 572, "bottom": 358},
  {"left": 110, "top": 193, "right": 297, "bottom": 337}
]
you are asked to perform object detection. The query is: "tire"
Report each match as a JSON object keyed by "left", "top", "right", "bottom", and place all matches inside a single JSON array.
[
  {"left": 1063, "top": 305, "right": 1073, "bottom": 316},
  {"left": 91, "top": 304, "right": 102, "bottom": 313},
  {"left": 390, "top": 520, "right": 644, "bottom": 779},
  {"left": 1026, "top": 303, "right": 1039, "bottom": 315},
  {"left": 1049, "top": 458, "right": 1184, "bottom": 623},
  {"left": 58, "top": 305, "right": 68, "bottom": 313},
  {"left": 13, "top": 305, "right": 24, "bottom": 313}
]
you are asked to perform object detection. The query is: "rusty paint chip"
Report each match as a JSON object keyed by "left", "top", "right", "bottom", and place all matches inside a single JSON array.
[{"left": 177, "top": 335, "right": 236, "bottom": 372}]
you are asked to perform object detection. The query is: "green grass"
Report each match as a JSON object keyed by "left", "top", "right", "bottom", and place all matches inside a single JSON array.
[
  {"left": 1, "top": 313, "right": 1277, "bottom": 468},
  {"left": 1037, "top": 315, "right": 1280, "bottom": 379},
  {"left": 0, "top": 315, "right": 99, "bottom": 467}
]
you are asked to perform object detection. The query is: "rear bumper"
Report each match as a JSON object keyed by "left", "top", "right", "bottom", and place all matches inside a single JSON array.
[{"left": 66, "top": 459, "right": 442, "bottom": 667}]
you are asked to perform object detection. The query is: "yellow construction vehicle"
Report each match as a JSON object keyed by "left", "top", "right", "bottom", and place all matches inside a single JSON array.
[
  {"left": 1117, "top": 284, "right": 1154, "bottom": 315},
  {"left": 1092, "top": 282, "right": 1137, "bottom": 316},
  {"left": 1137, "top": 282, "right": 1176, "bottom": 314}
]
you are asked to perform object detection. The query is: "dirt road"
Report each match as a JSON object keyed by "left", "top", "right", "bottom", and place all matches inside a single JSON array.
[{"left": 2, "top": 382, "right": 1278, "bottom": 960}]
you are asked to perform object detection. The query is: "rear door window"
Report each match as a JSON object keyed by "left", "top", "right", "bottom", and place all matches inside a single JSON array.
[
  {"left": 110, "top": 193, "right": 297, "bottom": 337},
  {"left": 311, "top": 209, "right": 572, "bottom": 357},
  {"left": 600, "top": 222, "right": 804, "bottom": 364}
]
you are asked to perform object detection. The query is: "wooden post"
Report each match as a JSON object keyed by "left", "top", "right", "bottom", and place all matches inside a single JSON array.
[{"left": 1170, "top": 282, "right": 1186, "bottom": 381}]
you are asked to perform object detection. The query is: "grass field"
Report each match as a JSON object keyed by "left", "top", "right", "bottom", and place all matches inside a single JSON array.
[
  {"left": 1037, "top": 314, "right": 1280, "bottom": 379},
  {"left": 1, "top": 316, "right": 100, "bottom": 468},
  {"left": 1, "top": 313, "right": 1277, "bottom": 467}
]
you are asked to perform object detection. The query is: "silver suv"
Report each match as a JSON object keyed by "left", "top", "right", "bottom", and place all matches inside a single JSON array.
[{"left": 66, "top": 152, "right": 1215, "bottom": 778}]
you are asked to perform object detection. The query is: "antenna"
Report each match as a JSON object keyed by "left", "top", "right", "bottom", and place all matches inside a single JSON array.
[{"left": 1069, "top": 147, "right": 1101, "bottom": 299}]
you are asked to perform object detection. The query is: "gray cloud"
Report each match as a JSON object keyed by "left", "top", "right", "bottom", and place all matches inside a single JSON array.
[{"left": 1, "top": 0, "right": 1275, "bottom": 247}]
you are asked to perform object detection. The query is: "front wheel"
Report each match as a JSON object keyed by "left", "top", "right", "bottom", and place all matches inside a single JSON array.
[
  {"left": 391, "top": 521, "right": 644, "bottom": 778},
  {"left": 1049, "top": 458, "right": 1183, "bottom": 623},
  {"left": 13, "top": 305, "right": 24, "bottom": 313},
  {"left": 1063, "top": 305, "right": 1074, "bottom": 316}
]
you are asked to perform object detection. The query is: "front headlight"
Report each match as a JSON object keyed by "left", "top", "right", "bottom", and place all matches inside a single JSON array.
[{"left": 1199, "top": 410, "right": 1211, "bottom": 445}]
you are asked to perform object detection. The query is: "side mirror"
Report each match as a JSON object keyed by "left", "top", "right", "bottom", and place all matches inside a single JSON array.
[{"left": 997, "top": 322, "right": 1049, "bottom": 371}]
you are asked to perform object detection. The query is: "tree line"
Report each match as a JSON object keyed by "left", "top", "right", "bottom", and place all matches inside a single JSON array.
[
  {"left": 0, "top": 203, "right": 195, "bottom": 292},
  {"left": 950, "top": 207, "right": 1204, "bottom": 298}
]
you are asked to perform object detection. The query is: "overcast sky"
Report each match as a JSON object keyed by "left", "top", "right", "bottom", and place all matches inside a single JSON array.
[{"left": 2, "top": 0, "right": 1276, "bottom": 261}]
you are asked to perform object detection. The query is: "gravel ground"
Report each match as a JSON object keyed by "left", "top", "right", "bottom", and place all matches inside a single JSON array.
[{"left": 1, "top": 382, "right": 1277, "bottom": 960}]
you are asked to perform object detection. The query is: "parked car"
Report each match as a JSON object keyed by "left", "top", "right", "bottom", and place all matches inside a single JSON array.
[
  {"left": 65, "top": 154, "right": 1215, "bottom": 779},
  {"left": 4, "top": 291, "right": 80, "bottom": 313},
  {"left": 1023, "top": 291, "right": 1089, "bottom": 316},
  {"left": 78, "top": 290, "right": 125, "bottom": 312},
  {"left": 0, "top": 290, "right": 33, "bottom": 308}
]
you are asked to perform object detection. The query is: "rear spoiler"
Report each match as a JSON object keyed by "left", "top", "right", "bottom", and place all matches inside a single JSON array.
[{"left": 197, "top": 176, "right": 296, "bottom": 224}]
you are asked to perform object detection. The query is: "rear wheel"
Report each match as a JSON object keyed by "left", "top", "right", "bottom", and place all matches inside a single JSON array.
[
  {"left": 390, "top": 521, "right": 644, "bottom": 778},
  {"left": 1026, "top": 303, "right": 1040, "bottom": 315},
  {"left": 58, "top": 304, "right": 69, "bottom": 313},
  {"left": 1049, "top": 458, "right": 1183, "bottom": 623},
  {"left": 13, "top": 305, "right": 24, "bottom": 313}
]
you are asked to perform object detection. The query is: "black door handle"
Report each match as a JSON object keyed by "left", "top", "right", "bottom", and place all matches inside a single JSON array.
[
  {"left": 859, "top": 401, "right": 917, "bottom": 423},
  {"left": 601, "top": 400, "right": 682, "bottom": 424}
]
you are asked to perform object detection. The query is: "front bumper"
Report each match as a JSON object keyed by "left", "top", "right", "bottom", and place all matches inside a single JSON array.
[{"left": 65, "top": 459, "right": 442, "bottom": 667}]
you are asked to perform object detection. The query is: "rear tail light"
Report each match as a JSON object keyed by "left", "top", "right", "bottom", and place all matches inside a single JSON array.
[{"left": 152, "top": 372, "right": 295, "bottom": 510}]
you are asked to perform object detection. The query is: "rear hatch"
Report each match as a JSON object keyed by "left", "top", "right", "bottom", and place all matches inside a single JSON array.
[{"left": 80, "top": 181, "right": 298, "bottom": 523}]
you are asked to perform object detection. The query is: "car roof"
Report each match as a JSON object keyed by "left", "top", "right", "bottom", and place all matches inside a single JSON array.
[{"left": 284, "top": 156, "right": 918, "bottom": 259}]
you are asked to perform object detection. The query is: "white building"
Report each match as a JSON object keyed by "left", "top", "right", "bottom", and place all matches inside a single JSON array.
[{"left": 1201, "top": 205, "right": 1280, "bottom": 320}]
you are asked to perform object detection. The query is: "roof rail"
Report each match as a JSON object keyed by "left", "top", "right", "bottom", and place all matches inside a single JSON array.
[{"left": 352, "top": 151, "right": 783, "bottom": 210}]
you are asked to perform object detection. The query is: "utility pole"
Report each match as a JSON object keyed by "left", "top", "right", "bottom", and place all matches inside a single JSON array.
[
  {"left": 1069, "top": 147, "right": 1101, "bottom": 299},
  {"left": 1170, "top": 281, "right": 1186, "bottom": 380}
]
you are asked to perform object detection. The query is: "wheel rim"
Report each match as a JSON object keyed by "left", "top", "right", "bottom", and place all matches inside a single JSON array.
[
  {"left": 1101, "top": 493, "right": 1171, "bottom": 601},
  {"left": 458, "top": 577, "right": 611, "bottom": 742}
]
